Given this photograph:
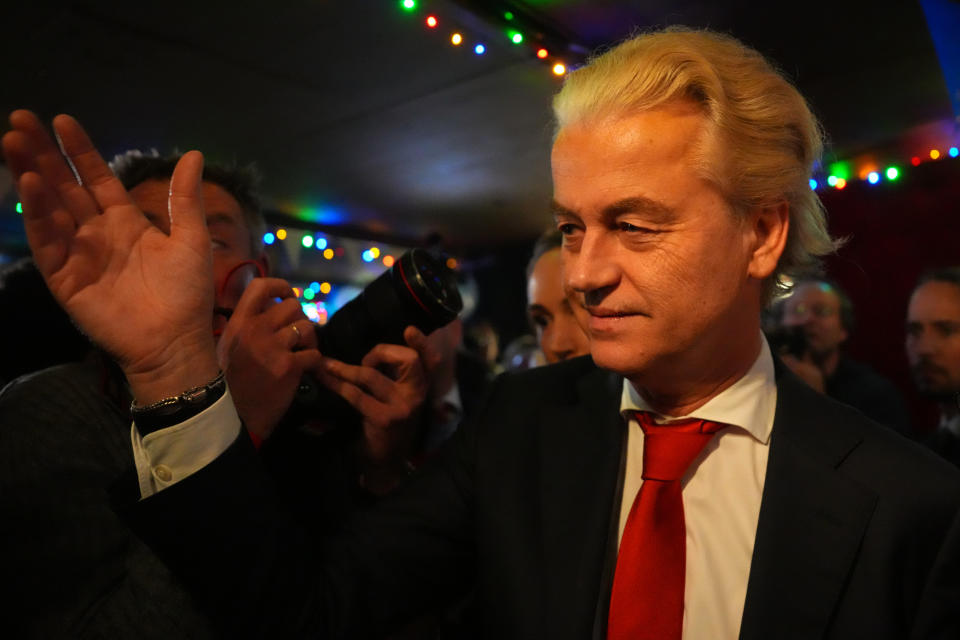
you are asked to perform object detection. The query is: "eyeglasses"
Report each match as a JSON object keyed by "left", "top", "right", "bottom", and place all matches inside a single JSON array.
[{"left": 213, "top": 259, "right": 266, "bottom": 335}]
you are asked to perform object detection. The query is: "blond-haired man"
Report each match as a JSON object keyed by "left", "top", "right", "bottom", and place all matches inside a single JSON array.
[{"left": 7, "top": 26, "right": 959, "bottom": 640}]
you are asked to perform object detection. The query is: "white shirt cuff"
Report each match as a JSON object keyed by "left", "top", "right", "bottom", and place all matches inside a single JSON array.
[{"left": 131, "top": 386, "right": 242, "bottom": 498}]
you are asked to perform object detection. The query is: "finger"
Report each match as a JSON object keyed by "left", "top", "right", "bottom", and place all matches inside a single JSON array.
[
  {"left": 313, "top": 366, "right": 384, "bottom": 418},
  {"left": 403, "top": 325, "right": 429, "bottom": 353},
  {"left": 7, "top": 112, "right": 100, "bottom": 223},
  {"left": 2, "top": 128, "right": 39, "bottom": 177},
  {"left": 360, "top": 342, "right": 418, "bottom": 371},
  {"left": 320, "top": 357, "right": 395, "bottom": 402},
  {"left": 168, "top": 150, "right": 208, "bottom": 244},
  {"left": 18, "top": 172, "right": 74, "bottom": 279},
  {"left": 292, "top": 348, "right": 324, "bottom": 373},
  {"left": 232, "top": 277, "right": 296, "bottom": 319},
  {"left": 292, "top": 318, "right": 318, "bottom": 349},
  {"left": 51, "top": 114, "right": 135, "bottom": 212},
  {"left": 282, "top": 321, "right": 304, "bottom": 350},
  {"left": 263, "top": 297, "right": 307, "bottom": 331}
]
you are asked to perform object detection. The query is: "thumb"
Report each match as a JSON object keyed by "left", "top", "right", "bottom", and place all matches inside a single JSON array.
[
  {"left": 403, "top": 325, "right": 429, "bottom": 354},
  {"left": 168, "top": 150, "right": 206, "bottom": 243}
]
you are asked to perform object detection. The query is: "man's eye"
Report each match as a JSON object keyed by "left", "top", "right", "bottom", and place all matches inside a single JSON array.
[
  {"left": 557, "top": 223, "right": 578, "bottom": 235},
  {"left": 210, "top": 239, "right": 229, "bottom": 250},
  {"left": 618, "top": 221, "right": 652, "bottom": 233}
]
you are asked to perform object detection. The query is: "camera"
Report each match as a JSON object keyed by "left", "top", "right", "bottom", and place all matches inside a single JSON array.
[
  {"left": 315, "top": 248, "right": 462, "bottom": 365},
  {"left": 289, "top": 248, "right": 463, "bottom": 424}
]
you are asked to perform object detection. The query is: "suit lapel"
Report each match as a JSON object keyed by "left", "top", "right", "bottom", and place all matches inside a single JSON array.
[
  {"left": 739, "top": 364, "right": 878, "bottom": 639},
  {"left": 537, "top": 364, "right": 625, "bottom": 638}
]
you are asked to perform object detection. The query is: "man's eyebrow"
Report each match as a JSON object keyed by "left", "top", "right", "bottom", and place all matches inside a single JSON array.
[
  {"left": 527, "top": 303, "right": 551, "bottom": 315},
  {"left": 602, "top": 197, "right": 676, "bottom": 222},
  {"left": 551, "top": 200, "right": 577, "bottom": 219},
  {"left": 551, "top": 197, "right": 676, "bottom": 222}
]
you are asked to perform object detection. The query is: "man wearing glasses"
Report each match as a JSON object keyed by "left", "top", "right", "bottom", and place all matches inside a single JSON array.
[{"left": 777, "top": 277, "right": 911, "bottom": 433}]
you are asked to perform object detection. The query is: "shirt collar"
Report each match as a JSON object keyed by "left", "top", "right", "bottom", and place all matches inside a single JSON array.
[{"left": 619, "top": 333, "right": 777, "bottom": 445}]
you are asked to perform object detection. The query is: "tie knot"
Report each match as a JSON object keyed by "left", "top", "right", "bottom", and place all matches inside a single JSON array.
[{"left": 634, "top": 412, "right": 725, "bottom": 482}]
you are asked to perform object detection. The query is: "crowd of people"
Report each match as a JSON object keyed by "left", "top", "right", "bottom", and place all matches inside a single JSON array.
[{"left": 1, "top": 24, "right": 959, "bottom": 640}]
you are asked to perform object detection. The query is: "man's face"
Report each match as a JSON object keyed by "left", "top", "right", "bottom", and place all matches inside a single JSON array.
[
  {"left": 129, "top": 178, "right": 258, "bottom": 319},
  {"left": 780, "top": 282, "right": 848, "bottom": 358},
  {"left": 906, "top": 281, "right": 960, "bottom": 400},
  {"left": 527, "top": 247, "right": 591, "bottom": 364},
  {"left": 551, "top": 102, "right": 766, "bottom": 384}
]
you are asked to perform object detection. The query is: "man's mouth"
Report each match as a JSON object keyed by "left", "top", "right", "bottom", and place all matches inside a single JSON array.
[
  {"left": 912, "top": 362, "right": 947, "bottom": 379},
  {"left": 586, "top": 307, "right": 637, "bottom": 318}
]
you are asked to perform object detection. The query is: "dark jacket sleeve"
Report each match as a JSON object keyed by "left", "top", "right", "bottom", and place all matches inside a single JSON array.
[{"left": 120, "top": 374, "right": 500, "bottom": 638}]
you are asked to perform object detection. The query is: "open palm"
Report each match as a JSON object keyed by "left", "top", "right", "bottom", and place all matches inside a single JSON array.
[{"left": 3, "top": 111, "right": 219, "bottom": 401}]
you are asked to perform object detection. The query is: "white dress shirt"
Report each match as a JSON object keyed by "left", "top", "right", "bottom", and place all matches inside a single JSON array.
[{"left": 618, "top": 335, "right": 777, "bottom": 640}]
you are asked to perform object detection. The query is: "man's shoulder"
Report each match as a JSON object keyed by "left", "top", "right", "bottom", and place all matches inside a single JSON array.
[
  {"left": 494, "top": 355, "right": 613, "bottom": 399},
  {"left": 777, "top": 369, "right": 960, "bottom": 497},
  {"left": 0, "top": 359, "right": 129, "bottom": 440}
]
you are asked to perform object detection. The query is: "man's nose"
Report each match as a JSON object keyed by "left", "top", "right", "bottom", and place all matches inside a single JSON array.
[{"left": 563, "top": 232, "right": 619, "bottom": 297}]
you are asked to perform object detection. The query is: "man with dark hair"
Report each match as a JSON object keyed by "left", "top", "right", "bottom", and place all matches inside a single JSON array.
[
  {"left": 907, "top": 267, "right": 960, "bottom": 466},
  {"left": 0, "top": 146, "right": 429, "bottom": 637},
  {"left": 7, "top": 26, "right": 960, "bottom": 640},
  {"left": 778, "top": 277, "right": 911, "bottom": 432}
]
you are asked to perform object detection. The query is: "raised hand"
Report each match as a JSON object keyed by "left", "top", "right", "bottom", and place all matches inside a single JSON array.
[{"left": 2, "top": 111, "right": 219, "bottom": 403}]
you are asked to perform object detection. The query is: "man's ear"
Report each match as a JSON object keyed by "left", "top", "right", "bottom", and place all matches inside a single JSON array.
[{"left": 747, "top": 201, "right": 789, "bottom": 280}]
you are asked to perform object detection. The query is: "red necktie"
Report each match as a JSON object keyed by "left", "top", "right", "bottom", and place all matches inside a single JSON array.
[{"left": 607, "top": 412, "right": 725, "bottom": 640}]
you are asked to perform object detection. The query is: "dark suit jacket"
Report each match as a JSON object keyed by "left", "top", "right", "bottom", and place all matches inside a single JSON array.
[{"left": 125, "top": 356, "right": 960, "bottom": 639}]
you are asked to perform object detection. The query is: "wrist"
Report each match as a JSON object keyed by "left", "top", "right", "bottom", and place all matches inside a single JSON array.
[{"left": 125, "top": 336, "right": 220, "bottom": 406}]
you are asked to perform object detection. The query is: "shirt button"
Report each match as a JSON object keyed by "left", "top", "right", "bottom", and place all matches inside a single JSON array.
[{"left": 154, "top": 465, "right": 173, "bottom": 482}]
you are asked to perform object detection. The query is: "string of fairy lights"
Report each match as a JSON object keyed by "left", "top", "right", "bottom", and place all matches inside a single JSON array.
[
  {"left": 812, "top": 145, "right": 959, "bottom": 191},
  {"left": 398, "top": 0, "right": 570, "bottom": 77}
]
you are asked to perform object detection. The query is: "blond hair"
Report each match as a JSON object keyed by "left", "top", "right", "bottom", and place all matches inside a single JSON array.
[{"left": 553, "top": 26, "right": 838, "bottom": 301}]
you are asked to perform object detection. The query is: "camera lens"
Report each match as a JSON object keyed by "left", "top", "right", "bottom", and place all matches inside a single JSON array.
[{"left": 311, "top": 248, "right": 462, "bottom": 361}]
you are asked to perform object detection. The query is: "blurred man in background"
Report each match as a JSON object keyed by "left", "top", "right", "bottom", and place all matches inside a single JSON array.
[
  {"left": 907, "top": 267, "right": 960, "bottom": 466},
  {"left": 777, "top": 277, "right": 910, "bottom": 432}
]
